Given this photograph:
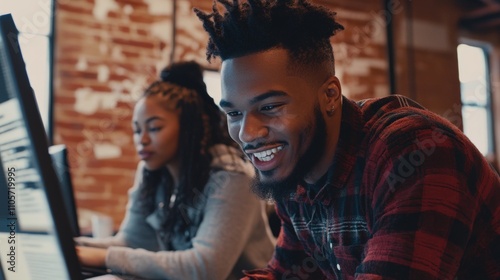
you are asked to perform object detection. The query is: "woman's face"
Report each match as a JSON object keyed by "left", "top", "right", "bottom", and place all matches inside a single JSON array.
[{"left": 132, "top": 95, "right": 180, "bottom": 171}]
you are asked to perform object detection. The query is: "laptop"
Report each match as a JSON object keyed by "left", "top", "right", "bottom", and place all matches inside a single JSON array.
[
  {"left": 0, "top": 13, "right": 139, "bottom": 280},
  {"left": 49, "top": 144, "right": 81, "bottom": 237}
]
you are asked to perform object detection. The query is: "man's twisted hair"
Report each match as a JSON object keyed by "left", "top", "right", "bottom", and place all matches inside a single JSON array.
[{"left": 194, "top": 0, "right": 344, "bottom": 73}]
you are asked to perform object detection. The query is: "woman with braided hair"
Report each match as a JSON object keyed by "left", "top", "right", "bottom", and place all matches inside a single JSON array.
[{"left": 75, "top": 61, "right": 275, "bottom": 280}]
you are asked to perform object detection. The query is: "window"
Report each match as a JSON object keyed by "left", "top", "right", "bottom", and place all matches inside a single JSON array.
[
  {"left": 0, "top": 0, "right": 54, "bottom": 134},
  {"left": 457, "top": 43, "right": 494, "bottom": 157},
  {"left": 203, "top": 70, "right": 222, "bottom": 108}
]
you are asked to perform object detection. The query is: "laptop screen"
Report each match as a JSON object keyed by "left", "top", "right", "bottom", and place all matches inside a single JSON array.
[{"left": 0, "top": 14, "right": 81, "bottom": 280}]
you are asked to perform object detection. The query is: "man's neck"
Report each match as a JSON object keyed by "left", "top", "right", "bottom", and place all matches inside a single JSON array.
[{"left": 304, "top": 102, "right": 342, "bottom": 185}]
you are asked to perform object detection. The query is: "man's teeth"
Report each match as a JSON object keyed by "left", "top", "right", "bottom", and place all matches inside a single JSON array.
[{"left": 253, "top": 146, "right": 284, "bottom": 162}]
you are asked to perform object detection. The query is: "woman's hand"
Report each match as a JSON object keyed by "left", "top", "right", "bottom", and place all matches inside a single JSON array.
[{"left": 76, "top": 245, "right": 107, "bottom": 268}]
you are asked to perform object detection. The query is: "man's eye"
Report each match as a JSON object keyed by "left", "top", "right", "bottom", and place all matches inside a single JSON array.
[
  {"left": 261, "top": 104, "right": 282, "bottom": 111},
  {"left": 148, "top": 127, "right": 161, "bottom": 132},
  {"left": 227, "top": 111, "right": 242, "bottom": 117}
]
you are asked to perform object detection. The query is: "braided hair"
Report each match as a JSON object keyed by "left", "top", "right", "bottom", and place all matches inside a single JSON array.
[
  {"left": 138, "top": 61, "right": 234, "bottom": 228},
  {"left": 194, "top": 0, "right": 344, "bottom": 74}
]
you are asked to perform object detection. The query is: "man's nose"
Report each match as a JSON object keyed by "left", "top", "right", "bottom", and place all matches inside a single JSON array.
[{"left": 239, "top": 114, "right": 269, "bottom": 144}]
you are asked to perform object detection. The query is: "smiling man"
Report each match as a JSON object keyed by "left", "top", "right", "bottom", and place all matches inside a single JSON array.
[
  {"left": 219, "top": 49, "right": 336, "bottom": 201},
  {"left": 195, "top": 1, "right": 500, "bottom": 279}
]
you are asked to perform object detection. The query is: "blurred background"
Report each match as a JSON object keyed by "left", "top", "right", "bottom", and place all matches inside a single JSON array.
[{"left": 1, "top": 0, "right": 498, "bottom": 230}]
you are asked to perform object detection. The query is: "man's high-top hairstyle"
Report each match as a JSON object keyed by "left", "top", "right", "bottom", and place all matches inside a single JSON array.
[{"left": 194, "top": 0, "right": 344, "bottom": 74}]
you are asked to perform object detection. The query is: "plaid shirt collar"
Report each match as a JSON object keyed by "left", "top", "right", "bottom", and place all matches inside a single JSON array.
[{"left": 292, "top": 96, "right": 365, "bottom": 206}]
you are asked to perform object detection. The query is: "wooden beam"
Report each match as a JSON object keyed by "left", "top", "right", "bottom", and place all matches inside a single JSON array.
[
  {"left": 459, "top": 3, "right": 500, "bottom": 29},
  {"left": 461, "top": 5, "right": 500, "bottom": 20}
]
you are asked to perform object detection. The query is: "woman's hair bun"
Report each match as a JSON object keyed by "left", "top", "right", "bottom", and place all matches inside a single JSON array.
[{"left": 159, "top": 61, "right": 207, "bottom": 96}]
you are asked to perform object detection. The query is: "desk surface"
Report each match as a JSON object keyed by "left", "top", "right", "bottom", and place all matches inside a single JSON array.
[
  {"left": 87, "top": 275, "right": 122, "bottom": 280},
  {"left": 87, "top": 275, "right": 145, "bottom": 280}
]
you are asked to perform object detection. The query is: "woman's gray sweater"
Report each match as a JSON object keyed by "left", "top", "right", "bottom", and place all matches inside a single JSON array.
[{"left": 77, "top": 144, "right": 275, "bottom": 280}]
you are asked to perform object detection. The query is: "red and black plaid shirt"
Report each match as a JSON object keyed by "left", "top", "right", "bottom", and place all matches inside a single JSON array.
[{"left": 243, "top": 95, "right": 500, "bottom": 280}]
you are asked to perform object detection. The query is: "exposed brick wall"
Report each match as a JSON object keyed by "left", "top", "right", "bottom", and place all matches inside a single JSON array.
[
  {"left": 52, "top": 0, "right": 469, "bottom": 230},
  {"left": 53, "top": 0, "right": 218, "bottom": 230},
  {"left": 54, "top": 0, "right": 174, "bottom": 229}
]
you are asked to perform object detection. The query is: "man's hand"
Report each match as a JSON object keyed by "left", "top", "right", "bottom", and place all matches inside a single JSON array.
[{"left": 76, "top": 245, "right": 107, "bottom": 268}]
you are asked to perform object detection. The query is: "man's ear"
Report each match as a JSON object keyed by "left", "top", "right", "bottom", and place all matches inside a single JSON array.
[{"left": 320, "top": 76, "right": 341, "bottom": 111}]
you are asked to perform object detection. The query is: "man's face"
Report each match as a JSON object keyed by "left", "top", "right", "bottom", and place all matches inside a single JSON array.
[{"left": 220, "top": 49, "right": 327, "bottom": 200}]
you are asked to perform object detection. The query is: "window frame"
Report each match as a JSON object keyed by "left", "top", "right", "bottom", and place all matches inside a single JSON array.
[
  {"left": 457, "top": 39, "right": 496, "bottom": 159},
  {"left": 47, "top": 0, "right": 56, "bottom": 144},
  {"left": 0, "top": 1, "right": 56, "bottom": 143}
]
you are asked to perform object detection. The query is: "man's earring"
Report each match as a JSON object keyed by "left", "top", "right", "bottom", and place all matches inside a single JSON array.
[{"left": 327, "top": 105, "right": 335, "bottom": 116}]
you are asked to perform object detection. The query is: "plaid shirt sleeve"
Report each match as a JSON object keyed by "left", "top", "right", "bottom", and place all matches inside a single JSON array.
[
  {"left": 242, "top": 203, "right": 327, "bottom": 279},
  {"left": 356, "top": 114, "right": 500, "bottom": 279}
]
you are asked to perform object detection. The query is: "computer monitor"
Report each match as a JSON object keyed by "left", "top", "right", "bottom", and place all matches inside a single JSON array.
[
  {"left": 49, "top": 144, "right": 81, "bottom": 237},
  {"left": 0, "top": 14, "right": 82, "bottom": 280}
]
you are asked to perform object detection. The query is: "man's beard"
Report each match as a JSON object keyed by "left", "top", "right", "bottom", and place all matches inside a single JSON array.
[{"left": 251, "top": 105, "right": 327, "bottom": 202}]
